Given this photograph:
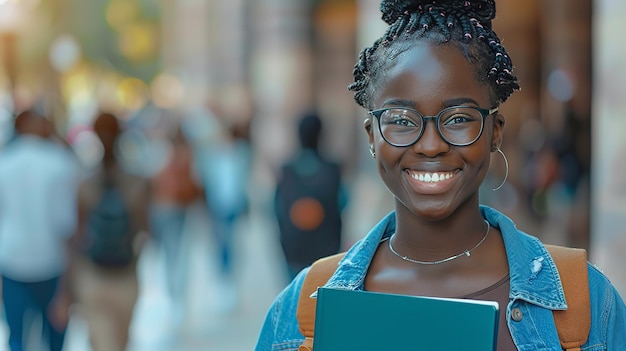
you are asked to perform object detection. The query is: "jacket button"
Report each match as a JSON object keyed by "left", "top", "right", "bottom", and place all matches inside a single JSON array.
[{"left": 511, "top": 308, "right": 523, "bottom": 322}]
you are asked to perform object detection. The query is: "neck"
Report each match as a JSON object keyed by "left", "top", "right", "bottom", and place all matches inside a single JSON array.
[{"left": 392, "top": 203, "right": 487, "bottom": 262}]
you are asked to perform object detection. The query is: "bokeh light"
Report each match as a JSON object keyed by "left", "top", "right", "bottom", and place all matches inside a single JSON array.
[
  {"left": 117, "top": 22, "right": 158, "bottom": 63},
  {"left": 48, "top": 34, "right": 81, "bottom": 73},
  {"left": 116, "top": 77, "right": 149, "bottom": 111},
  {"left": 150, "top": 72, "right": 185, "bottom": 109},
  {"left": 105, "top": 0, "right": 139, "bottom": 32}
]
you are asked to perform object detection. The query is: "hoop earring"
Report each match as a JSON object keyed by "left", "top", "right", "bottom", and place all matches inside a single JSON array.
[{"left": 491, "top": 148, "right": 509, "bottom": 191}]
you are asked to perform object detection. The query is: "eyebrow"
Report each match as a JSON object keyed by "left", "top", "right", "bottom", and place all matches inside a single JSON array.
[
  {"left": 381, "top": 99, "right": 417, "bottom": 108},
  {"left": 444, "top": 97, "right": 480, "bottom": 107},
  {"left": 380, "top": 97, "right": 481, "bottom": 109}
]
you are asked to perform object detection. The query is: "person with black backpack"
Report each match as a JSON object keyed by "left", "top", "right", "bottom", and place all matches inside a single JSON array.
[
  {"left": 274, "top": 111, "right": 348, "bottom": 281},
  {"left": 70, "top": 112, "right": 150, "bottom": 351}
]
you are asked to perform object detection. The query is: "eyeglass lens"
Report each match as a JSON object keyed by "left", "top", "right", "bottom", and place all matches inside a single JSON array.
[{"left": 378, "top": 107, "right": 485, "bottom": 146}]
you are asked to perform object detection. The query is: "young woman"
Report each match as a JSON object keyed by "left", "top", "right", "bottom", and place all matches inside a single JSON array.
[{"left": 255, "top": 0, "right": 626, "bottom": 350}]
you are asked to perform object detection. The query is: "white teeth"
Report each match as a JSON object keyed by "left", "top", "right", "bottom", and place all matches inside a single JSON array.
[{"left": 410, "top": 171, "right": 455, "bottom": 183}]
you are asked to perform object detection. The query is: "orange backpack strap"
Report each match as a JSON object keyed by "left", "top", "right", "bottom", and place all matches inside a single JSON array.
[
  {"left": 545, "top": 244, "right": 591, "bottom": 351},
  {"left": 296, "top": 246, "right": 590, "bottom": 351},
  {"left": 296, "top": 253, "right": 346, "bottom": 351}
]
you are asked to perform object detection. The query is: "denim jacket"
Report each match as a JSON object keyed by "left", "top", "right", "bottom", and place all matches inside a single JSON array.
[{"left": 255, "top": 206, "right": 626, "bottom": 350}]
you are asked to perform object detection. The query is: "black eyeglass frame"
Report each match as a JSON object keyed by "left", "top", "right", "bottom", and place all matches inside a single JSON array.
[{"left": 369, "top": 105, "right": 499, "bottom": 147}]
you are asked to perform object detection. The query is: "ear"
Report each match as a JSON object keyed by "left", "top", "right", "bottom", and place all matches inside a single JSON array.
[
  {"left": 364, "top": 118, "right": 374, "bottom": 150},
  {"left": 491, "top": 113, "right": 505, "bottom": 150}
]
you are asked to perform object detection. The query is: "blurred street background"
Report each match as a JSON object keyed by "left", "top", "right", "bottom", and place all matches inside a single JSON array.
[
  {"left": 0, "top": 199, "right": 286, "bottom": 350},
  {"left": 0, "top": 0, "right": 626, "bottom": 350}
]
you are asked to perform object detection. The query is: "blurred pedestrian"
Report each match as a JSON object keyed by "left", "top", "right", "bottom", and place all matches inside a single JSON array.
[
  {"left": 149, "top": 120, "right": 202, "bottom": 323},
  {"left": 196, "top": 116, "right": 251, "bottom": 313},
  {"left": 274, "top": 111, "right": 347, "bottom": 281},
  {"left": 71, "top": 112, "right": 150, "bottom": 351},
  {"left": 0, "top": 110, "right": 81, "bottom": 351}
]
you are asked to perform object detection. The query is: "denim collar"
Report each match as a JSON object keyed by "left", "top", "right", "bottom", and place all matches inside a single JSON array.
[{"left": 321, "top": 205, "right": 568, "bottom": 310}]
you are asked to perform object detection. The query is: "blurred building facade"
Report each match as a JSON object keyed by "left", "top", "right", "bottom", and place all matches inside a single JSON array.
[{"left": 0, "top": 0, "right": 623, "bottom": 296}]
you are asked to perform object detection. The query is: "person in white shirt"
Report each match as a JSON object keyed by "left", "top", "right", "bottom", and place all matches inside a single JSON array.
[{"left": 0, "top": 110, "right": 81, "bottom": 351}]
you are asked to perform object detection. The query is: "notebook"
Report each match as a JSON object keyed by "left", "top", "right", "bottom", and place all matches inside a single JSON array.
[{"left": 313, "top": 287, "right": 499, "bottom": 351}]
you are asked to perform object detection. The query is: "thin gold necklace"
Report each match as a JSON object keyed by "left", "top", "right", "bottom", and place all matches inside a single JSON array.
[{"left": 387, "top": 220, "right": 491, "bottom": 265}]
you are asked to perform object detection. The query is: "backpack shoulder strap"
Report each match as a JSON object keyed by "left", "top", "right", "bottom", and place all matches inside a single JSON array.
[
  {"left": 296, "top": 252, "right": 345, "bottom": 351},
  {"left": 295, "top": 246, "right": 591, "bottom": 351},
  {"left": 545, "top": 244, "right": 591, "bottom": 351}
]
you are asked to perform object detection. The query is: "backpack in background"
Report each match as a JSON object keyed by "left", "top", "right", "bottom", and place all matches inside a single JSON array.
[
  {"left": 85, "top": 181, "right": 135, "bottom": 267},
  {"left": 275, "top": 156, "right": 343, "bottom": 268}
]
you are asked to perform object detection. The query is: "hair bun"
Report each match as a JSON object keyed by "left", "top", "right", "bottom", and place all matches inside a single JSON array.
[
  {"left": 380, "top": 0, "right": 496, "bottom": 27},
  {"left": 380, "top": 0, "right": 422, "bottom": 25},
  {"left": 451, "top": 0, "right": 496, "bottom": 26}
]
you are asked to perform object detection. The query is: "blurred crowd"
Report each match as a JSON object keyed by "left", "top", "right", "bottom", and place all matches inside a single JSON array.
[{"left": 0, "top": 103, "right": 258, "bottom": 351}]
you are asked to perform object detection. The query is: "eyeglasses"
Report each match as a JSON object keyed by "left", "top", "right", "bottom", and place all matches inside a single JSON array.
[{"left": 369, "top": 105, "right": 499, "bottom": 147}]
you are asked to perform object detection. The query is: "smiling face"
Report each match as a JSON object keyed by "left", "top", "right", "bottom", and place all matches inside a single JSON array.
[{"left": 365, "top": 41, "right": 504, "bottom": 221}]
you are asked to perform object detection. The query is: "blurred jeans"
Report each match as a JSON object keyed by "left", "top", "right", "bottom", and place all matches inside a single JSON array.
[
  {"left": 211, "top": 211, "right": 238, "bottom": 279},
  {"left": 1, "top": 276, "right": 65, "bottom": 351},
  {"left": 149, "top": 204, "right": 188, "bottom": 301}
]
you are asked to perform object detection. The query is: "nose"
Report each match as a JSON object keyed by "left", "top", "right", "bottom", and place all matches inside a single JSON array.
[{"left": 411, "top": 118, "right": 449, "bottom": 156}]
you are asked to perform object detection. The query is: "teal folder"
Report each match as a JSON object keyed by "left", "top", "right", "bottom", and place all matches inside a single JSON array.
[{"left": 313, "top": 287, "right": 499, "bottom": 351}]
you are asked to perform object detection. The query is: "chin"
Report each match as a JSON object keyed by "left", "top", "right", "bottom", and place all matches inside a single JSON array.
[{"left": 397, "top": 197, "right": 456, "bottom": 221}]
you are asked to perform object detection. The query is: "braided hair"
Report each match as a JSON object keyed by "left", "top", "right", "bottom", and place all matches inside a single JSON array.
[{"left": 348, "top": 0, "right": 519, "bottom": 109}]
